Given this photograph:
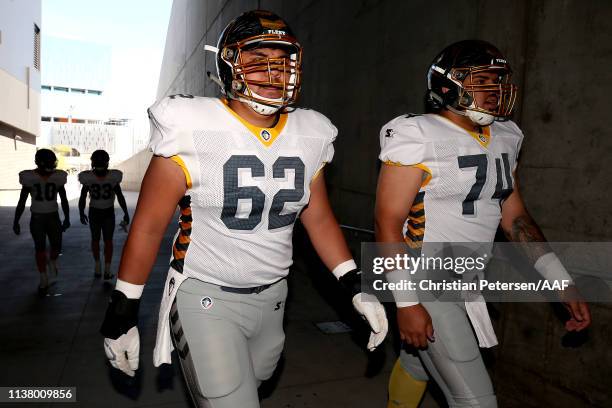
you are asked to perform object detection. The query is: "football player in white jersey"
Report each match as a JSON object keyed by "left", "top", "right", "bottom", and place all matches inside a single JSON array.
[
  {"left": 78, "top": 150, "right": 129, "bottom": 279},
  {"left": 376, "top": 40, "right": 591, "bottom": 407},
  {"left": 100, "top": 10, "right": 387, "bottom": 408},
  {"left": 13, "top": 149, "right": 71, "bottom": 294}
]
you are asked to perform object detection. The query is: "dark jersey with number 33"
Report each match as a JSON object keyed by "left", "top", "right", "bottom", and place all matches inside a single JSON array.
[{"left": 78, "top": 169, "right": 123, "bottom": 209}]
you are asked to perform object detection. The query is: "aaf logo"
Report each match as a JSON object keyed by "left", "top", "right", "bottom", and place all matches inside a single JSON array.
[{"left": 201, "top": 296, "right": 214, "bottom": 310}]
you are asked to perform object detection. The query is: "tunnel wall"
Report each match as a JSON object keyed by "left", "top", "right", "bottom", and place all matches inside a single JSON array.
[{"left": 156, "top": 1, "right": 612, "bottom": 406}]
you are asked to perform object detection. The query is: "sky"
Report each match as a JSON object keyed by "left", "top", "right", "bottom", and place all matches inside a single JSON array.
[{"left": 42, "top": 0, "right": 173, "bottom": 120}]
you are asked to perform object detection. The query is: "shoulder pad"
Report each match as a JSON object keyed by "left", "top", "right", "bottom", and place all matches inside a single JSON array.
[{"left": 18, "top": 170, "right": 35, "bottom": 186}]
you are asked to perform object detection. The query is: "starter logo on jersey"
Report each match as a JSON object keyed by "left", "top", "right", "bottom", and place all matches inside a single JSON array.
[
  {"left": 201, "top": 296, "right": 214, "bottom": 310},
  {"left": 260, "top": 129, "right": 271, "bottom": 141},
  {"left": 274, "top": 301, "right": 283, "bottom": 311},
  {"left": 385, "top": 129, "right": 394, "bottom": 138}
]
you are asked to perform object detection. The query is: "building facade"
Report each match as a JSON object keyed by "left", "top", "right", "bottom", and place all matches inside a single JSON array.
[{"left": 0, "top": 0, "right": 41, "bottom": 190}]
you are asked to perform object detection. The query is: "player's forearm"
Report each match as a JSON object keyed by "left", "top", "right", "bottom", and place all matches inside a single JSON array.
[
  {"left": 78, "top": 195, "right": 86, "bottom": 215},
  {"left": 374, "top": 216, "right": 405, "bottom": 244},
  {"left": 503, "top": 213, "right": 551, "bottom": 262},
  {"left": 117, "top": 193, "right": 128, "bottom": 215},
  {"left": 116, "top": 227, "right": 166, "bottom": 285},
  {"left": 14, "top": 204, "right": 25, "bottom": 223},
  {"left": 303, "top": 214, "right": 352, "bottom": 271}
]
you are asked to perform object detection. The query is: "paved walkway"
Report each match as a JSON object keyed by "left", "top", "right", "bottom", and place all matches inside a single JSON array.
[{"left": 0, "top": 192, "right": 439, "bottom": 408}]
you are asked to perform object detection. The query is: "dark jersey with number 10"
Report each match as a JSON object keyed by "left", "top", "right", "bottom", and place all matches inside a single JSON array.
[{"left": 19, "top": 169, "right": 68, "bottom": 214}]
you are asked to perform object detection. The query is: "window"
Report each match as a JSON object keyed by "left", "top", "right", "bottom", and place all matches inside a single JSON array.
[
  {"left": 41, "top": 116, "right": 51, "bottom": 121},
  {"left": 71, "top": 88, "right": 86, "bottom": 94},
  {"left": 34, "top": 24, "right": 41, "bottom": 71},
  {"left": 87, "top": 89, "right": 102, "bottom": 96},
  {"left": 41, "top": 85, "right": 51, "bottom": 91},
  {"left": 54, "top": 86, "right": 69, "bottom": 92}
]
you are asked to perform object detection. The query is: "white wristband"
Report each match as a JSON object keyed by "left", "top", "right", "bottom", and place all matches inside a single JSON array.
[
  {"left": 115, "top": 279, "right": 145, "bottom": 299},
  {"left": 332, "top": 259, "right": 358, "bottom": 279},
  {"left": 386, "top": 269, "right": 419, "bottom": 308},
  {"left": 534, "top": 252, "right": 574, "bottom": 284}
]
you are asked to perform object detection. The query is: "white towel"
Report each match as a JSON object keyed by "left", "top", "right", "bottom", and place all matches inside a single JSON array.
[
  {"left": 153, "top": 268, "right": 188, "bottom": 367},
  {"left": 464, "top": 294, "right": 498, "bottom": 348}
]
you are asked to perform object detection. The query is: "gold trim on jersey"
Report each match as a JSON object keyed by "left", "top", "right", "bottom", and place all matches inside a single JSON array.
[
  {"left": 170, "top": 155, "right": 192, "bottom": 189},
  {"left": 404, "top": 191, "right": 426, "bottom": 249},
  {"left": 312, "top": 162, "right": 327, "bottom": 180},
  {"left": 220, "top": 98, "right": 288, "bottom": 147},
  {"left": 383, "top": 161, "right": 432, "bottom": 187},
  {"left": 170, "top": 195, "right": 192, "bottom": 273},
  {"left": 467, "top": 126, "right": 491, "bottom": 148}
]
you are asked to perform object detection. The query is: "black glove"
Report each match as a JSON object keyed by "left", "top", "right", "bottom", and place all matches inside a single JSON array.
[
  {"left": 338, "top": 269, "right": 363, "bottom": 298},
  {"left": 100, "top": 290, "right": 141, "bottom": 340}
]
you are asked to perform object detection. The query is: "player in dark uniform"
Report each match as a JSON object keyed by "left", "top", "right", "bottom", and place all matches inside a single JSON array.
[
  {"left": 14, "top": 149, "right": 70, "bottom": 294},
  {"left": 78, "top": 149, "right": 129, "bottom": 279}
]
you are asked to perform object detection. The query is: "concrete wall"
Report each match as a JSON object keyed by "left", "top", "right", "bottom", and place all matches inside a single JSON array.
[
  {"left": 114, "top": 148, "right": 152, "bottom": 192},
  {"left": 157, "top": 1, "right": 612, "bottom": 406}
]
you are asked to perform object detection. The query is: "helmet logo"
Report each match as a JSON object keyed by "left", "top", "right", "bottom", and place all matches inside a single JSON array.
[
  {"left": 222, "top": 48, "right": 234, "bottom": 60},
  {"left": 260, "top": 129, "right": 271, "bottom": 141}
]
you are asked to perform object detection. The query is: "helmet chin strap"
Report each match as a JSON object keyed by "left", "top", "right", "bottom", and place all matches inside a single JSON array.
[
  {"left": 239, "top": 89, "right": 283, "bottom": 116},
  {"left": 447, "top": 104, "right": 495, "bottom": 126},
  {"left": 465, "top": 108, "right": 495, "bottom": 126}
]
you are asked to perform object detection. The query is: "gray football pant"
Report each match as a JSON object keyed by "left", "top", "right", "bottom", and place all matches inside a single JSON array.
[
  {"left": 170, "top": 278, "right": 288, "bottom": 408},
  {"left": 399, "top": 301, "right": 497, "bottom": 407}
]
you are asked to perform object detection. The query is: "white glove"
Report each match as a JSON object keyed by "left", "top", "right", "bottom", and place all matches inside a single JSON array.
[
  {"left": 352, "top": 293, "right": 388, "bottom": 351},
  {"left": 104, "top": 326, "right": 140, "bottom": 377}
]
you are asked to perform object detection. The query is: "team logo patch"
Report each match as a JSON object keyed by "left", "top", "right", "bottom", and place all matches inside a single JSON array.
[
  {"left": 260, "top": 129, "right": 271, "bottom": 141},
  {"left": 478, "top": 133, "right": 487, "bottom": 143},
  {"left": 201, "top": 296, "right": 214, "bottom": 310}
]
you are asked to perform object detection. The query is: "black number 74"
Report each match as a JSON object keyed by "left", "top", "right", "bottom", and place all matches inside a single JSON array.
[{"left": 458, "top": 153, "right": 513, "bottom": 216}]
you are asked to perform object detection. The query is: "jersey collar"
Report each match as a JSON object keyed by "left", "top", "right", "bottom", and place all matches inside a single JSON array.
[
  {"left": 433, "top": 114, "right": 492, "bottom": 148},
  {"left": 219, "top": 98, "right": 288, "bottom": 147}
]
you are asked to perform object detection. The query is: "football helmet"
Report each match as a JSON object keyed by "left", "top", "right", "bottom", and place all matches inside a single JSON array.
[
  {"left": 35, "top": 149, "right": 57, "bottom": 174},
  {"left": 91, "top": 149, "right": 110, "bottom": 176},
  {"left": 427, "top": 40, "right": 517, "bottom": 125},
  {"left": 209, "top": 10, "right": 302, "bottom": 115}
]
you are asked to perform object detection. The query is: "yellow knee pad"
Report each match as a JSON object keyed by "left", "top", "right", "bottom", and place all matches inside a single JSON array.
[{"left": 387, "top": 359, "right": 427, "bottom": 408}]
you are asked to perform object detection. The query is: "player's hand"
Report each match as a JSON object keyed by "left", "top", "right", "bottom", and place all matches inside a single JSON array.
[
  {"left": 560, "top": 286, "right": 591, "bottom": 332},
  {"left": 62, "top": 219, "right": 71, "bottom": 231},
  {"left": 104, "top": 327, "right": 140, "bottom": 377},
  {"left": 80, "top": 213, "right": 89, "bottom": 225},
  {"left": 101, "top": 289, "right": 141, "bottom": 376},
  {"left": 352, "top": 293, "right": 388, "bottom": 351},
  {"left": 122, "top": 213, "right": 130, "bottom": 225},
  {"left": 397, "top": 304, "right": 434, "bottom": 349},
  {"left": 13, "top": 222, "right": 20, "bottom": 235}
]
